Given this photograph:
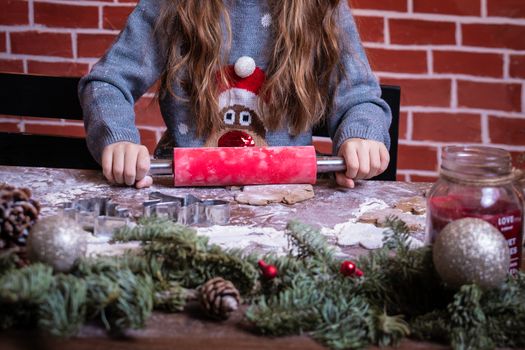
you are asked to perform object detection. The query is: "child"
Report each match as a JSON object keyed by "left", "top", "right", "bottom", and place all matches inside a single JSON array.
[{"left": 79, "top": 0, "right": 391, "bottom": 189}]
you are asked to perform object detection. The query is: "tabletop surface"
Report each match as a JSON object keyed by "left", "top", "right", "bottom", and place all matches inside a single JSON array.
[
  {"left": 0, "top": 165, "right": 447, "bottom": 350},
  {"left": 0, "top": 165, "right": 430, "bottom": 225},
  {"left": 0, "top": 165, "right": 431, "bottom": 256}
]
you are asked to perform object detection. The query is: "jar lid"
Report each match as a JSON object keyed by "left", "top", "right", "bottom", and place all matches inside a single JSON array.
[{"left": 441, "top": 146, "right": 512, "bottom": 179}]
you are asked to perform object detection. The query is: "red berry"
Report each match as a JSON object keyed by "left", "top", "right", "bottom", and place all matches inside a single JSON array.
[
  {"left": 263, "top": 265, "right": 278, "bottom": 279},
  {"left": 340, "top": 260, "right": 363, "bottom": 277},
  {"left": 258, "top": 260, "right": 278, "bottom": 279},
  {"left": 340, "top": 260, "right": 356, "bottom": 276}
]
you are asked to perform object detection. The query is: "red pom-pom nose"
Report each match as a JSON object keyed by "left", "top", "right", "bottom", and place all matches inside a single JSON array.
[{"left": 218, "top": 130, "right": 255, "bottom": 147}]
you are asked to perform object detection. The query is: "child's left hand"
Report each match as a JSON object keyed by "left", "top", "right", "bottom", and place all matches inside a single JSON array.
[{"left": 336, "top": 138, "right": 390, "bottom": 188}]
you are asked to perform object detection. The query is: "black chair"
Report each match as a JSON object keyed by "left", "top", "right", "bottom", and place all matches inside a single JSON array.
[
  {"left": 0, "top": 73, "right": 100, "bottom": 169},
  {"left": 312, "top": 85, "right": 400, "bottom": 181}
]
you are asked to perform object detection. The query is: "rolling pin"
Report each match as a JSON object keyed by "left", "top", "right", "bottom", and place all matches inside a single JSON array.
[{"left": 149, "top": 146, "right": 346, "bottom": 187}]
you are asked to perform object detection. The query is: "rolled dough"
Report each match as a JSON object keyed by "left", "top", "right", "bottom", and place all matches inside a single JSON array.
[
  {"left": 393, "top": 196, "right": 427, "bottom": 215},
  {"left": 358, "top": 208, "right": 425, "bottom": 232},
  {"left": 234, "top": 184, "right": 315, "bottom": 206}
]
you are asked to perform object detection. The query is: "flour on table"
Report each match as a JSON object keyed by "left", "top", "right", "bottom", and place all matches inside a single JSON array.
[
  {"left": 197, "top": 224, "right": 347, "bottom": 257},
  {"left": 87, "top": 224, "right": 337, "bottom": 258},
  {"left": 321, "top": 198, "right": 424, "bottom": 250},
  {"left": 40, "top": 184, "right": 108, "bottom": 206},
  {"left": 197, "top": 225, "right": 290, "bottom": 255},
  {"left": 332, "top": 222, "right": 386, "bottom": 249},
  {"left": 350, "top": 198, "right": 389, "bottom": 217},
  {"left": 79, "top": 197, "right": 424, "bottom": 258}
]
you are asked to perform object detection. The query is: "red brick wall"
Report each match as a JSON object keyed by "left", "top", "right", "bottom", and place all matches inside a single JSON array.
[{"left": 1, "top": 0, "right": 524, "bottom": 182}]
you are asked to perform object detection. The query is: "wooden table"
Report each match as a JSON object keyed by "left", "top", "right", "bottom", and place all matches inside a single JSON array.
[
  {"left": 0, "top": 165, "right": 447, "bottom": 350},
  {"left": 0, "top": 165, "right": 431, "bottom": 257}
]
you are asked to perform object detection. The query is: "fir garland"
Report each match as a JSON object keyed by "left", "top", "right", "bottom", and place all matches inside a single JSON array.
[{"left": 0, "top": 218, "right": 524, "bottom": 350}]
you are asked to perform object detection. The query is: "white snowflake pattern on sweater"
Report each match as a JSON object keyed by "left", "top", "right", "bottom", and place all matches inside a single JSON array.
[{"left": 261, "top": 13, "right": 272, "bottom": 28}]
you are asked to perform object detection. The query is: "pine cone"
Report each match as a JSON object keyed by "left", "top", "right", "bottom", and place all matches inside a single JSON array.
[
  {"left": 0, "top": 183, "right": 41, "bottom": 250},
  {"left": 199, "top": 277, "right": 241, "bottom": 320}
]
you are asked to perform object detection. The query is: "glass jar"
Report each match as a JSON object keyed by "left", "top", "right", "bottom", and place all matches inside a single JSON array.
[{"left": 426, "top": 146, "right": 524, "bottom": 274}]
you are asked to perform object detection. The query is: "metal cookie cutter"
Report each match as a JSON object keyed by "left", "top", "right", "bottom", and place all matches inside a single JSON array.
[
  {"left": 59, "top": 197, "right": 131, "bottom": 239},
  {"left": 143, "top": 191, "right": 230, "bottom": 226}
]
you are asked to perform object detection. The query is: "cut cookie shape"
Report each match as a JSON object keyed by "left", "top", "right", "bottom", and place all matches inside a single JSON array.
[
  {"left": 393, "top": 196, "right": 427, "bottom": 215},
  {"left": 358, "top": 208, "right": 425, "bottom": 232},
  {"left": 235, "top": 184, "right": 314, "bottom": 206}
]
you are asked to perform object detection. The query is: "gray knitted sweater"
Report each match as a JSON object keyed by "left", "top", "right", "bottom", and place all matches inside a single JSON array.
[{"left": 79, "top": 0, "right": 391, "bottom": 163}]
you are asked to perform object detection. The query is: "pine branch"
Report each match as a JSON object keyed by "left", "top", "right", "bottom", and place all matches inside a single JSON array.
[
  {"left": 381, "top": 216, "right": 411, "bottom": 254},
  {"left": 374, "top": 311, "right": 411, "bottom": 347},
  {"left": 84, "top": 274, "right": 121, "bottom": 318},
  {"left": 107, "top": 271, "right": 154, "bottom": 331},
  {"left": 1, "top": 217, "right": 524, "bottom": 350},
  {"left": 482, "top": 273, "right": 525, "bottom": 347},
  {"left": 286, "top": 220, "right": 337, "bottom": 266},
  {"left": 112, "top": 218, "right": 208, "bottom": 250},
  {"left": 448, "top": 285, "right": 492, "bottom": 350},
  {"left": 357, "top": 243, "right": 450, "bottom": 317},
  {"left": 75, "top": 258, "right": 154, "bottom": 332},
  {"left": 254, "top": 253, "right": 306, "bottom": 296},
  {"left": 113, "top": 219, "right": 259, "bottom": 294},
  {"left": 37, "top": 274, "right": 87, "bottom": 337},
  {"left": 310, "top": 295, "right": 374, "bottom": 350},
  {"left": 247, "top": 270, "right": 379, "bottom": 350},
  {"left": 0, "top": 263, "right": 53, "bottom": 303},
  {"left": 154, "top": 281, "right": 193, "bottom": 312},
  {"left": 193, "top": 251, "right": 259, "bottom": 293},
  {"left": 410, "top": 310, "right": 450, "bottom": 343},
  {"left": 246, "top": 274, "right": 325, "bottom": 335}
]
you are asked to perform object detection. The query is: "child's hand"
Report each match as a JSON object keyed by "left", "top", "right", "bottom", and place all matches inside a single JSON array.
[
  {"left": 101, "top": 142, "right": 152, "bottom": 188},
  {"left": 336, "top": 138, "right": 390, "bottom": 188}
]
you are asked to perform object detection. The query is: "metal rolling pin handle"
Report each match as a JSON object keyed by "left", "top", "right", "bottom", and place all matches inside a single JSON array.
[
  {"left": 149, "top": 159, "right": 173, "bottom": 176},
  {"left": 315, "top": 156, "right": 347, "bottom": 173},
  {"left": 148, "top": 157, "right": 346, "bottom": 176}
]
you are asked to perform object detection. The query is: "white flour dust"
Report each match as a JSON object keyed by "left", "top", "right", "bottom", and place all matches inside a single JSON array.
[
  {"left": 79, "top": 197, "right": 424, "bottom": 258},
  {"left": 197, "top": 225, "right": 289, "bottom": 254},
  {"left": 321, "top": 198, "right": 424, "bottom": 250},
  {"left": 351, "top": 198, "right": 389, "bottom": 217}
]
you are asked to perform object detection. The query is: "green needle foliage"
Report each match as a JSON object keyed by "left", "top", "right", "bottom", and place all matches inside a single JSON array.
[
  {"left": 0, "top": 263, "right": 53, "bottom": 303},
  {"left": 246, "top": 220, "right": 412, "bottom": 349},
  {"left": 0, "top": 217, "right": 524, "bottom": 350},
  {"left": 38, "top": 274, "right": 88, "bottom": 337},
  {"left": 112, "top": 218, "right": 259, "bottom": 294}
]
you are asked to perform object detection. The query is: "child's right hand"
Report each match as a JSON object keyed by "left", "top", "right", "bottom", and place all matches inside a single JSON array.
[{"left": 101, "top": 142, "right": 152, "bottom": 188}]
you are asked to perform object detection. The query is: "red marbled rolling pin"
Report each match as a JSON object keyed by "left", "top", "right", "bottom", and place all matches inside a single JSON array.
[{"left": 148, "top": 146, "right": 346, "bottom": 187}]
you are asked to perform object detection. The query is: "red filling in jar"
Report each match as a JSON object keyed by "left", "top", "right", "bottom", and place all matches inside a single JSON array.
[{"left": 426, "top": 146, "right": 524, "bottom": 274}]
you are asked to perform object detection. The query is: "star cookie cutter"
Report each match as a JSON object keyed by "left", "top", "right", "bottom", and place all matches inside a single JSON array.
[
  {"left": 143, "top": 191, "right": 230, "bottom": 226},
  {"left": 59, "top": 197, "right": 131, "bottom": 238}
]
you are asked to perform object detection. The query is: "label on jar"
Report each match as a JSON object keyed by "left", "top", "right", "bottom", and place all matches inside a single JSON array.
[{"left": 494, "top": 213, "right": 522, "bottom": 275}]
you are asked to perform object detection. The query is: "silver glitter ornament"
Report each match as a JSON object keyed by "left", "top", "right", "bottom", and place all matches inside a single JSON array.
[
  {"left": 27, "top": 215, "right": 88, "bottom": 273},
  {"left": 433, "top": 218, "right": 510, "bottom": 289}
]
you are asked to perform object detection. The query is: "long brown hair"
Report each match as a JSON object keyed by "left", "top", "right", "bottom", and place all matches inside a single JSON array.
[{"left": 157, "top": 0, "right": 344, "bottom": 137}]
